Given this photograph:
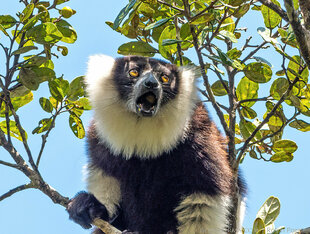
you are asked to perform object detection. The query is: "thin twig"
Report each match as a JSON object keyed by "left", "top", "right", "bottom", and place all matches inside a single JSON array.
[
  {"left": 0, "top": 183, "right": 34, "bottom": 202},
  {"left": 237, "top": 96, "right": 273, "bottom": 106},
  {"left": 0, "top": 160, "right": 20, "bottom": 169}
]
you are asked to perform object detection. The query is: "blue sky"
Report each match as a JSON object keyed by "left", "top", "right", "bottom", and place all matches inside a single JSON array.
[{"left": 0, "top": 1, "right": 309, "bottom": 234}]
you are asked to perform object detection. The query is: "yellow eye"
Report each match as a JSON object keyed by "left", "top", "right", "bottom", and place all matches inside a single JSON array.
[
  {"left": 129, "top": 69, "right": 139, "bottom": 77},
  {"left": 161, "top": 74, "right": 169, "bottom": 83}
]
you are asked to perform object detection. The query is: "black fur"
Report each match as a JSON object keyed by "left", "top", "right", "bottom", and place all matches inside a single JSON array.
[
  {"left": 67, "top": 191, "right": 109, "bottom": 229},
  {"left": 79, "top": 104, "right": 233, "bottom": 234}
]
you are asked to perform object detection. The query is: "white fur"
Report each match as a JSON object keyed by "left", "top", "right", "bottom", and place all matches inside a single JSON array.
[
  {"left": 85, "top": 54, "right": 198, "bottom": 159},
  {"left": 86, "top": 166, "right": 121, "bottom": 217},
  {"left": 174, "top": 193, "right": 230, "bottom": 234},
  {"left": 236, "top": 196, "right": 246, "bottom": 234}
]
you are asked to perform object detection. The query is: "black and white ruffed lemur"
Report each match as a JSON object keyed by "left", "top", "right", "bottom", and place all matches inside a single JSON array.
[{"left": 67, "top": 55, "right": 246, "bottom": 234}]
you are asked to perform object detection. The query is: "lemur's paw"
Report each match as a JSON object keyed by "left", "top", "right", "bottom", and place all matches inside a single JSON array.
[{"left": 67, "top": 191, "right": 109, "bottom": 229}]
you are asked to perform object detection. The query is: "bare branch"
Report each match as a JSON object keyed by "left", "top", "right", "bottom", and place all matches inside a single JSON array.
[
  {"left": 0, "top": 160, "right": 20, "bottom": 169},
  {"left": 284, "top": 0, "right": 310, "bottom": 69},
  {"left": 258, "top": 0, "right": 289, "bottom": 22},
  {"left": 0, "top": 183, "right": 34, "bottom": 202},
  {"left": 237, "top": 96, "right": 273, "bottom": 106}
]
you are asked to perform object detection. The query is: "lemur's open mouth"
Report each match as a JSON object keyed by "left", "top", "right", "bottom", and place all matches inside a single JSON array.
[{"left": 136, "top": 91, "right": 158, "bottom": 117}]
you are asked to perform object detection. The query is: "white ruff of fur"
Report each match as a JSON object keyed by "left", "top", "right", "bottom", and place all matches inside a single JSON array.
[
  {"left": 86, "top": 166, "right": 121, "bottom": 217},
  {"left": 85, "top": 54, "right": 198, "bottom": 159},
  {"left": 174, "top": 193, "right": 230, "bottom": 234}
]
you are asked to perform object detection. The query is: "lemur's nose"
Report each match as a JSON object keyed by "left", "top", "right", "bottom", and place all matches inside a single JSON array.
[{"left": 143, "top": 73, "right": 159, "bottom": 89}]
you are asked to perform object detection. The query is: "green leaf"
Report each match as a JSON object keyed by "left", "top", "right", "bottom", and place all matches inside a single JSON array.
[
  {"left": 273, "top": 139, "right": 298, "bottom": 153},
  {"left": 26, "top": 22, "right": 63, "bottom": 44},
  {"left": 244, "top": 62, "right": 272, "bottom": 83},
  {"left": 71, "top": 97, "right": 91, "bottom": 110},
  {"left": 0, "top": 120, "right": 27, "bottom": 141},
  {"left": 227, "top": 48, "right": 242, "bottom": 60},
  {"left": 69, "top": 114, "right": 85, "bottom": 139},
  {"left": 270, "top": 151, "right": 293, "bottom": 162},
  {"left": 249, "top": 149, "right": 258, "bottom": 159},
  {"left": 0, "top": 24, "right": 9, "bottom": 36},
  {"left": 233, "top": 3, "right": 250, "bottom": 18},
  {"left": 55, "top": 19, "right": 77, "bottom": 44},
  {"left": 162, "top": 39, "right": 183, "bottom": 46},
  {"left": 158, "top": 25, "right": 177, "bottom": 60},
  {"left": 22, "top": 12, "right": 44, "bottom": 31},
  {"left": 57, "top": 45, "right": 68, "bottom": 56},
  {"left": 67, "top": 76, "right": 85, "bottom": 101},
  {"left": 48, "top": 78, "right": 69, "bottom": 101},
  {"left": 32, "top": 118, "right": 53, "bottom": 134},
  {"left": 271, "top": 226, "right": 285, "bottom": 234},
  {"left": 256, "top": 196, "right": 280, "bottom": 226},
  {"left": 270, "top": 78, "right": 289, "bottom": 100},
  {"left": 19, "top": 67, "right": 55, "bottom": 90},
  {"left": 191, "top": 13, "right": 214, "bottom": 25},
  {"left": 261, "top": 0, "right": 281, "bottom": 29},
  {"left": 0, "top": 15, "right": 17, "bottom": 29},
  {"left": 118, "top": 41, "right": 157, "bottom": 57},
  {"left": 145, "top": 18, "right": 171, "bottom": 30},
  {"left": 241, "top": 107, "right": 257, "bottom": 119},
  {"left": 252, "top": 217, "right": 266, "bottom": 234},
  {"left": 240, "top": 119, "right": 262, "bottom": 140},
  {"left": 211, "top": 80, "right": 228, "bottom": 96},
  {"left": 287, "top": 55, "right": 309, "bottom": 87},
  {"left": 12, "top": 46, "right": 38, "bottom": 55},
  {"left": 236, "top": 77, "right": 259, "bottom": 107},
  {"left": 219, "top": 30, "right": 237, "bottom": 43},
  {"left": 113, "top": 0, "right": 137, "bottom": 30},
  {"left": 252, "top": 56, "right": 273, "bottom": 67},
  {"left": 39, "top": 97, "right": 53, "bottom": 113},
  {"left": 21, "top": 3, "right": 34, "bottom": 22},
  {"left": 289, "top": 119, "right": 310, "bottom": 132}
]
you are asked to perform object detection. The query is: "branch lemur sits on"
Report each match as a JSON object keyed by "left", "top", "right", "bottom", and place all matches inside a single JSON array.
[{"left": 67, "top": 55, "right": 246, "bottom": 234}]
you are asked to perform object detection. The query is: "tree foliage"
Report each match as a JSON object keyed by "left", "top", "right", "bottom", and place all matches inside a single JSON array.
[{"left": 1, "top": 0, "right": 310, "bottom": 233}]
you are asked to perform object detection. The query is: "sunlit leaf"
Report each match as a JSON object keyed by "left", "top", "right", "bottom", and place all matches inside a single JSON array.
[
  {"left": 273, "top": 139, "right": 298, "bottom": 153},
  {"left": 69, "top": 114, "right": 85, "bottom": 139},
  {"left": 211, "top": 80, "right": 228, "bottom": 96},
  {"left": 26, "top": 22, "right": 63, "bottom": 44},
  {"left": 21, "top": 3, "right": 34, "bottom": 22},
  {"left": 252, "top": 217, "right": 266, "bottom": 234},
  {"left": 12, "top": 46, "right": 38, "bottom": 55},
  {"left": 0, "top": 15, "right": 17, "bottom": 29},
  {"left": 236, "top": 77, "right": 259, "bottom": 107},
  {"left": 289, "top": 119, "right": 310, "bottom": 132},
  {"left": 244, "top": 62, "right": 272, "bottom": 83},
  {"left": 39, "top": 97, "right": 53, "bottom": 113},
  {"left": 113, "top": 0, "right": 137, "bottom": 30},
  {"left": 55, "top": 19, "right": 77, "bottom": 44},
  {"left": 67, "top": 76, "right": 85, "bottom": 101},
  {"left": 256, "top": 196, "right": 281, "bottom": 226},
  {"left": 32, "top": 118, "right": 53, "bottom": 134},
  {"left": 118, "top": 41, "right": 157, "bottom": 57},
  {"left": 270, "top": 151, "right": 293, "bottom": 162},
  {"left": 145, "top": 18, "right": 171, "bottom": 30},
  {"left": 261, "top": 0, "right": 281, "bottom": 29},
  {"left": 241, "top": 107, "right": 257, "bottom": 119},
  {"left": 0, "top": 120, "right": 27, "bottom": 141}
]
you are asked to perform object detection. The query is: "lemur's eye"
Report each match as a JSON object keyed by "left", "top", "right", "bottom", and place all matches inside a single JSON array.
[
  {"left": 129, "top": 69, "right": 139, "bottom": 77},
  {"left": 161, "top": 74, "right": 169, "bottom": 83}
]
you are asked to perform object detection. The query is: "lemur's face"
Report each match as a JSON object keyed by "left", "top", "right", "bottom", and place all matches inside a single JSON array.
[{"left": 113, "top": 56, "right": 179, "bottom": 117}]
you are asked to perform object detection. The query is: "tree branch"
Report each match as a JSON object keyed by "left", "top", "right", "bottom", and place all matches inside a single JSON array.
[
  {"left": 258, "top": 0, "right": 289, "bottom": 22},
  {"left": 156, "top": 0, "right": 184, "bottom": 12},
  {"left": 0, "top": 160, "right": 20, "bottom": 169},
  {"left": 284, "top": 0, "right": 310, "bottom": 69},
  {"left": 0, "top": 183, "right": 34, "bottom": 202},
  {"left": 234, "top": 77, "right": 300, "bottom": 169}
]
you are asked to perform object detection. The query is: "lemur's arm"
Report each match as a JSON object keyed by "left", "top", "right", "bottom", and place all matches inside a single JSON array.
[{"left": 67, "top": 165, "right": 123, "bottom": 230}]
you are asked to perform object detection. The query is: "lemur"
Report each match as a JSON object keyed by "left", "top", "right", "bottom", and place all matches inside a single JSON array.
[{"left": 67, "top": 55, "right": 246, "bottom": 234}]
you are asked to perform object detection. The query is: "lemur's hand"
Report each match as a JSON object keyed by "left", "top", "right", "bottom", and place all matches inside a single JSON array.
[{"left": 67, "top": 191, "right": 109, "bottom": 229}]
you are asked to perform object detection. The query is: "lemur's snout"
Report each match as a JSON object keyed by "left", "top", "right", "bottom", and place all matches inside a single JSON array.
[
  {"left": 136, "top": 72, "right": 160, "bottom": 117},
  {"left": 143, "top": 73, "right": 159, "bottom": 89}
]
